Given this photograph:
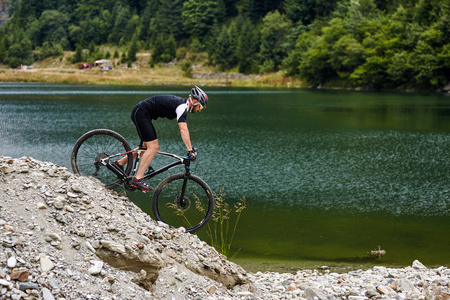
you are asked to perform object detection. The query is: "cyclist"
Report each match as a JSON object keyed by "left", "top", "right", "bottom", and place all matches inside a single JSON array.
[{"left": 114, "top": 85, "right": 208, "bottom": 192}]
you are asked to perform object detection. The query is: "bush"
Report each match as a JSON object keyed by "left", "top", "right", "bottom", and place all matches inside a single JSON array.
[
  {"left": 38, "top": 42, "right": 63, "bottom": 60},
  {"left": 182, "top": 61, "right": 193, "bottom": 77}
]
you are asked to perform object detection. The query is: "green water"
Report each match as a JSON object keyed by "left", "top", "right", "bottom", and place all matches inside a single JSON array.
[{"left": 1, "top": 83, "right": 449, "bottom": 272}]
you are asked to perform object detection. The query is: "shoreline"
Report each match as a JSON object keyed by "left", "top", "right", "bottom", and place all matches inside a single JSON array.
[
  {"left": 1, "top": 67, "right": 448, "bottom": 93},
  {"left": 1, "top": 155, "right": 449, "bottom": 299}
]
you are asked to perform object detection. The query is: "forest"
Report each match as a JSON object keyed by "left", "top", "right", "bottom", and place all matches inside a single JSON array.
[{"left": 0, "top": 0, "right": 448, "bottom": 90}]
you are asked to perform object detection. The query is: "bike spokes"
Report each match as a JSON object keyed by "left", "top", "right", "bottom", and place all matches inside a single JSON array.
[
  {"left": 152, "top": 173, "right": 214, "bottom": 233},
  {"left": 71, "top": 129, "right": 133, "bottom": 189}
]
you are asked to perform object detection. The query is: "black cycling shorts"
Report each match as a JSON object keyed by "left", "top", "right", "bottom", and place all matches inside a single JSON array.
[{"left": 131, "top": 106, "right": 157, "bottom": 143}]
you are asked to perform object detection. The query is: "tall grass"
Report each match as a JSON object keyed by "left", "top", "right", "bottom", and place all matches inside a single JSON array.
[{"left": 204, "top": 190, "right": 247, "bottom": 258}]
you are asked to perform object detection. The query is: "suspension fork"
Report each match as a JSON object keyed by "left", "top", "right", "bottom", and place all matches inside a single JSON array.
[{"left": 178, "top": 160, "right": 192, "bottom": 207}]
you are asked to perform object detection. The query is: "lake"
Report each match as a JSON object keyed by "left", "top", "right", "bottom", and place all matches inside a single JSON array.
[{"left": 1, "top": 83, "right": 449, "bottom": 272}]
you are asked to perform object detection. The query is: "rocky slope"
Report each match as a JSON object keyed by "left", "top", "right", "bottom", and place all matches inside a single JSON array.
[{"left": 0, "top": 156, "right": 449, "bottom": 299}]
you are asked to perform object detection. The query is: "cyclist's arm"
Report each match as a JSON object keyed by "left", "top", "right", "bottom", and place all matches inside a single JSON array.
[{"left": 178, "top": 122, "right": 193, "bottom": 151}]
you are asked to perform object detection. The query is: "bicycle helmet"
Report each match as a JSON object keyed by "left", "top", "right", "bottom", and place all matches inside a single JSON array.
[{"left": 190, "top": 85, "right": 208, "bottom": 108}]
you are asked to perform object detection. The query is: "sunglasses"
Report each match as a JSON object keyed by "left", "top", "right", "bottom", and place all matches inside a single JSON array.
[{"left": 190, "top": 95, "right": 203, "bottom": 111}]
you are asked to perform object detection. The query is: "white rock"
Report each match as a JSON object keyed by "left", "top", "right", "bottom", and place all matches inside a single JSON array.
[
  {"left": 42, "top": 287, "right": 55, "bottom": 300},
  {"left": 398, "top": 278, "right": 419, "bottom": 295},
  {"left": 412, "top": 260, "right": 427, "bottom": 270},
  {"left": 40, "top": 255, "right": 55, "bottom": 272},
  {"left": 0, "top": 279, "right": 13, "bottom": 289},
  {"left": 7, "top": 256, "right": 17, "bottom": 268},
  {"left": 100, "top": 240, "right": 126, "bottom": 254},
  {"left": 88, "top": 260, "right": 103, "bottom": 275}
]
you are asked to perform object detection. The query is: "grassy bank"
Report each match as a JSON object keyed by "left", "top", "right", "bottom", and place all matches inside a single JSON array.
[
  {"left": 0, "top": 52, "right": 305, "bottom": 88},
  {"left": 0, "top": 67, "right": 305, "bottom": 88}
]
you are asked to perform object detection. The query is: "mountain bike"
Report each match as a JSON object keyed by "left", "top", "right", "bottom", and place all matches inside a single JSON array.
[{"left": 70, "top": 129, "right": 214, "bottom": 233}]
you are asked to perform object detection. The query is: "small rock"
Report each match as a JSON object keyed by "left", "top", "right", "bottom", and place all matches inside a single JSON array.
[
  {"left": 37, "top": 202, "right": 47, "bottom": 209},
  {"left": 7, "top": 256, "right": 17, "bottom": 268},
  {"left": 19, "top": 282, "right": 39, "bottom": 291},
  {"left": 42, "top": 287, "right": 55, "bottom": 300},
  {"left": 71, "top": 185, "right": 83, "bottom": 193},
  {"left": 0, "top": 166, "right": 14, "bottom": 174},
  {"left": 412, "top": 260, "right": 427, "bottom": 270},
  {"left": 10, "top": 270, "right": 29, "bottom": 282},
  {"left": 398, "top": 278, "right": 419, "bottom": 295},
  {"left": 67, "top": 192, "right": 79, "bottom": 198},
  {"left": 64, "top": 205, "right": 75, "bottom": 212},
  {"left": 101, "top": 240, "right": 126, "bottom": 254},
  {"left": 377, "top": 285, "right": 397, "bottom": 296},
  {"left": 0, "top": 279, "right": 13, "bottom": 289},
  {"left": 40, "top": 255, "right": 55, "bottom": 272},
  {"left": 303, "top": 287, "right": 328, "bottom": 300},
  {"left": 88, "top": 261, "right": 103, "bottom": 275},
  {"left": 365, "top": 285, "right": 379, "bottom": 298}
]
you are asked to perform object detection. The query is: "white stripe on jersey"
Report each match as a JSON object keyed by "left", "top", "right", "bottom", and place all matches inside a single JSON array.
[{"left": 175, "top": 102, "right": 188, "bottom": 121}]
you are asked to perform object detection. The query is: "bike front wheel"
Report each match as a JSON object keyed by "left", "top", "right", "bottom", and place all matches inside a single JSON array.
[
  {"left": 71, "top": 129, "right": 133, "bottom": 189},
  {"left": 152, "top": 173, "right": 214, "bottom": 233}
]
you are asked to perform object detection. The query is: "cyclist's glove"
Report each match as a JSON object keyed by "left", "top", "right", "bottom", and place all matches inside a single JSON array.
[{"left": 187, "top": 148, "right": 197, "bottom": 161}]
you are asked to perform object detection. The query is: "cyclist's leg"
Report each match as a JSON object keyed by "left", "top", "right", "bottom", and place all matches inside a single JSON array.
[
  {"left": 129, "top": 106, "right": 159, "bottom": 179},
  {"left": 135, "top": 139, "right": 159, "bottom": 179},
  {"left": 117, "top": 105, "right": 153, "bottom": 167}
]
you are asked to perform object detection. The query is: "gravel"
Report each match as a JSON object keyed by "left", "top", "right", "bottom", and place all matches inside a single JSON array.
[{"left": 1, "top": 156, "right": 449, "bottom": 299}]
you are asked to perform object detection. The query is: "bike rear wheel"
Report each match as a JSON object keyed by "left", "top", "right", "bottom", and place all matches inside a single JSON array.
[
  {"left": 152, "top": 173, "right": 214, "bottom": 233},
  {"left": 71, "top": 129, "right": 133, "bottom": 189}
]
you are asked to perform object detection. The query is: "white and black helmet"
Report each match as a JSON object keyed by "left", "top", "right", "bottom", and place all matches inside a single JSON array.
[{"left": 190, "top": 85, "right": 208, "bottom": 108}]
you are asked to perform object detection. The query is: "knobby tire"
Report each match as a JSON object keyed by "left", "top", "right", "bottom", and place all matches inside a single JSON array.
[
  {"left": 71, "top": 129, "right": 133, "bottom": 189},
  {"left": 152, "top": 173, "right": 214, "bottom": 233}
]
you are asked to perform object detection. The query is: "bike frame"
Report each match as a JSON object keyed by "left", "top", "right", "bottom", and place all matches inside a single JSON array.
[{"left": 100, "top": 147, "right": 191, "bottom": 183}]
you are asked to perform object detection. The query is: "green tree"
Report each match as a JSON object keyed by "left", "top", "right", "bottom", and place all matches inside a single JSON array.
[
  {"left": 214, "top": 26, "right": 235, "bottom": 71},
  {"left": 157, "top": 0, "right": 185, "bottom": 40},
  {"left": 237, "top": 20, "right": 260, "bottom": 74},
  {"left": 128, "top": 34, "right": 139, "bottom": 62},
  {"left": 283, "top": 0, "right": 316, "bottom": 24},
  {"left": 0, "top": 37, "right": 7, "bottom": 63},
  {"left": 283, "top": 0, "right": 338, "bottom": 25},
  {"left": 151, "top": 34, "right": 176, "bottom": 63},
  {"left": 74, "top": 0, "right": 116, "bottom": 21},
  {"left": 182, "top": 0, "right": 218, "bottom": 38},
  {"left": 259, "top": 10, "right": 292, "bottom": 72},
  {"left": 386, "top": 51, "right": 412, "bottom": 85},
  {"left": 79, "top": 17, "right": 101, "bottom": 47},
  {"left": 98, "top": 10, "right": 114, "bottom": 44},
  {"left": 282, "top": 31, "right": 315, "bottom": 76},
  {"left": 122, "top": 15, "right": 140, "bottom": 44},
  {"left": 329, "top": 34, "right": 365, "bottom": 78},
  {"left": 7, "top": 38, "right": 33, "bottom": 68},
  {"left": 68, "top": 24, "right": 82, "bottom": 47},
  {"left": 28, "top": 10, "right": 69, "bottom": 48},
  {"left": 109, "top": 5, "right": 131, "bottom": 44},
  {"left": 238, "top": 0, "right": 283, "bottom": 23},
  {"left": 73, "top": 44, "right": 83, "bottom": 63},
  {"left": 37, "top": 41, "right": 63, "bottom": 60}
]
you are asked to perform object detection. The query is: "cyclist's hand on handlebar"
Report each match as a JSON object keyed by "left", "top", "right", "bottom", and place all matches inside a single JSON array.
[{"left": 187, "top": 148, "right": 197, "bottom": 161}]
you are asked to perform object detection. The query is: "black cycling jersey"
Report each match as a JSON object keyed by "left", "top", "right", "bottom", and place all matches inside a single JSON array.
[
  {"left": 137, "top": 95, "right": 188, "bottom": 123},
  {"left": 131, "top": 95, "right": 189, "bottom": 143}
]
